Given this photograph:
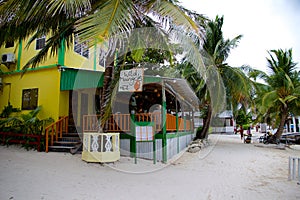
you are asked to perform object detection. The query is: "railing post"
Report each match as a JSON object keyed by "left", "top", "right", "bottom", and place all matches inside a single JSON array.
[
  {"left": 65, "top": 116, "right": 69, "bottom": 133},
  {"left": 288, "top": 156, "right": 300, "bottom": 184},
  {"left": 55, "top": 123, "right": 59, "bottom": 141},
  {"left": 45, "top": 129, "right": 49, "bottom": 153},
  {"left": 60, "top": 119, "right": 63, "bottom": 138},
  {"left": 293, "top": 157, "right": 297, "bottom": 180},
  {"left": 51, "top": 125, "right": 54, "bottom": 146},
  {"left": 298, "top": 158, "right": 300, "bottom": 184},
  {"left": 288, "top": 156, "right": 291, "bottom": 181}
]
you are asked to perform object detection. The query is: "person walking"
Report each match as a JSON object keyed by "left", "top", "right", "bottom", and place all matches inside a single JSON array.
[{"left": 240, "top": 125, "right": 244, "bottom": 140}]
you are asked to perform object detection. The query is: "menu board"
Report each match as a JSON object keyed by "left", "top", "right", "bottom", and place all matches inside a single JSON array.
[
  {"left": 135, "top": 126, "right": 154, "bottom": 141},
  {"left": 118, "top": 68, "right": 144, "bottom": 92}
]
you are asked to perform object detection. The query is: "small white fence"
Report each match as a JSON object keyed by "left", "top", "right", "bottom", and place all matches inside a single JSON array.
[
  {"left": 288, "top": 156, "right": 300, "bottom": 184},
  {"left": 82, "top": 132, "right": 120, "bottom": 163}
]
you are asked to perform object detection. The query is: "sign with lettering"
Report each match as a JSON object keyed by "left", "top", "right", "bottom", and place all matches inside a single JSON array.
[{"left": 119, "top": 68, "right": 144, "bottom": 92}]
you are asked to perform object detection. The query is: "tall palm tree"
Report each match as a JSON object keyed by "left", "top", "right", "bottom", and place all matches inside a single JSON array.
[
  {"left": 189, "top": 16, "right": 251, "bottom": 138},
  {"left": 254, "top": 49, "right": 300, "bottom": 139},
  {"left": 0, "top": 0, "right": 202, "bottom": 70},
  {"left": 0, "top": 0, "right": 207, "bottom": 131}
]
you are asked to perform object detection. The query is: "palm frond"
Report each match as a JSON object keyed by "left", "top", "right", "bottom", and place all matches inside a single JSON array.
[{"left": 260, "top": 90, "right": 278, "bottom": 113}]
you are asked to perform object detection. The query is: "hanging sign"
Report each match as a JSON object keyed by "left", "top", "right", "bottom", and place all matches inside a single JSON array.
[{"left": 118, "top": 68, "right": 144, "bottom": 92}]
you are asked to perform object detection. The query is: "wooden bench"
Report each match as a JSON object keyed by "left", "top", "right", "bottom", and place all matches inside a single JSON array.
[{"left": 0, "top": 132, "right": 42, "bottom": 152}]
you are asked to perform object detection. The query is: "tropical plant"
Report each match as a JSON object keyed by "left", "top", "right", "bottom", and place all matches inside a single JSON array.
[
  {"left": 0, "top": 106, "right": 53, "bottom": 134},
  {"left": 0, "top": 102, "right": 20, "bottom": 118},
  {"left": 174, "top": 15, "right": 252, "bottom": 139},
  {"left": 252, "top": 49, "right": 300, "bottom": 139},
  {"left": 235, "top": 108, "right": 252, "bottom": 127},
  {"left": 0, "top": 0, "right": 207, "bottom": 131},
  {"left": 0, "top": 0, "right": 202, "bottom": 70},
  {"left": 0, "top": 106, "right": 54, "bottom": 150}
]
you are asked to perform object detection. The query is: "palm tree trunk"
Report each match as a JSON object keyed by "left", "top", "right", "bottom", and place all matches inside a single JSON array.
[
  {"left": 274, "top": 107, "right": 288, "bottom": 139},
  {"left": 196, "top": 104, "right": 212, "bottom": 139},
  {"left": 100, "top": 65, "right": 113, "bottom": 131}
]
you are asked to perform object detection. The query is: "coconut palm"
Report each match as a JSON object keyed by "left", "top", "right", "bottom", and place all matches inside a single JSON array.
[
  {"left": 0, "top": 0, "right": 207, "bottom": 131},
  {"left": 254, "top": 49, "right": 300, "bottom": 139},
  {"left": 175, "top": 15, "right": 253, "bottom": 139},
  {"left": 0, "top": 0, "right": 203, "bottom": 70}
]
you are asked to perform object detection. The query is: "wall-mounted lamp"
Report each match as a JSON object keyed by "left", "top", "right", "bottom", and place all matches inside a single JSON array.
[{"left": 57, "top": 65, "right": 65, "bottom": 72}]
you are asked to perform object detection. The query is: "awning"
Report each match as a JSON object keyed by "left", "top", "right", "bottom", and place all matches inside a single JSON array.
[
  {"left": 162, "top": 77, "right": 200, "bottom": 109},
  {"left": 60, "top": 68, "right": 104, "bottom": 90}
]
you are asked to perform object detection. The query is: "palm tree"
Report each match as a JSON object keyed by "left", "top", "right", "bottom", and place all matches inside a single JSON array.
[
  {"left": 0, "top": 0, "right": 203, "bottom": 70},
  {"left": 0, "top": 0, "right": 207, "bottom": 129},
  {"left": 179, "top": 15, "right": 252, "bottom": 139},
  {"left": 254, "top": 49, "right": 300, "bottom": 139}
]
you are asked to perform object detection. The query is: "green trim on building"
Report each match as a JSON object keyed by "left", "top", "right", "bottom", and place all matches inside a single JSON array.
[
  {"left": 2, "top": 64, "right": 58, "bottom": 75},
  {"left": 57, "top": 38, "right": 65, "bottom": 66},
  {"left": 166, "top": 132, "right": 193, "bottom": 139},
  {"left": 162, "top": 83, "right": 167, "bottom": 163},
  {"left": 17, "top": 39, "right": 22, "bottom": 71},
  {"left": 143, "top": 76, "right": 161, "bottom": 84},
  {"left": 120, "top": 132, "right": 193, "bottom": 140},
  {"left": 60, "top": 68, "right": 104, "bottom": 90}
]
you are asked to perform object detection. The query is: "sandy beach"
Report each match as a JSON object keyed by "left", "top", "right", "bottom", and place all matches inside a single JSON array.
[{"left": 1, "top": 134, "right": 300, "bottom": 200}]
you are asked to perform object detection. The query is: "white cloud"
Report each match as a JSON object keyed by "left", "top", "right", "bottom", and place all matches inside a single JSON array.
[{"left": 180, "top": 0, "right": 300, "bottom": 72}]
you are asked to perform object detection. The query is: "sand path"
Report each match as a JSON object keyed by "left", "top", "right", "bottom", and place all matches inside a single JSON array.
[{"left": 0, "top": 134, "right": 300, "bottom": 200}]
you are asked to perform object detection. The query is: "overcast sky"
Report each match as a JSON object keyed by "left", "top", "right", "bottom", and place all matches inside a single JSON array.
[{"left": 180, "top": 0, "right": 300, "bottom": 73}]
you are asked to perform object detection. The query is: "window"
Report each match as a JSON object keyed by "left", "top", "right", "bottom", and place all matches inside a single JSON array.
[
  {"left": 36, "top": 36, "right": 46, "bottom": 50},
  {"left": 5, "top": 41, "right": 14, "bottom": 48},
  {"left": 74, "top": 35, "right": 89, "bottom": 58},
  {"left": 22, "top": 88, "right": 38, "bottom": 110}
]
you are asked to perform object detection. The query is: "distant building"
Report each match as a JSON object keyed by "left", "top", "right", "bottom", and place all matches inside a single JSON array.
[{"left": 211, "top": 110, "right": 235, "bottom": 134}]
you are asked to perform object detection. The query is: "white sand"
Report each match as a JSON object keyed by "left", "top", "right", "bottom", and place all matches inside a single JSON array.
[{"left": 1, "top": 134, "right": 300, "bottom": 200}]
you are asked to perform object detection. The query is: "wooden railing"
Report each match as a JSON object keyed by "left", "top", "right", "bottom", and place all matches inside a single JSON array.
[
  {"left": 45, "top": 116, "right": 69, "bottom": 152},
  {"left": 83, "top": 113, "right": 192, "bottom": 133},
  {"left": 0, "top": 132, "right": 42, "bottom": 152}
]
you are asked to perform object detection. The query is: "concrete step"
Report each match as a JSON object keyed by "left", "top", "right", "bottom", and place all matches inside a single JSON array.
[
  {"left": 48, "top": 132, "right": 83, "bottom": 153},
  {"left": 62, "top": 133, "right": 83, "bottom": 137},
  {"left": 54, "top": 141, "right": 81, "bottom": 146},
  {"left": 48, "top": 145, "right": 76, "bottom": 152},
  {"left": 58, "top": 137, "right": 82, "bottom": 142}
]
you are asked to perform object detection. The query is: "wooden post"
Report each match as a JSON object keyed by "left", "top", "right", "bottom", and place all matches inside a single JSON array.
[{"left": 45, "top": 129, "right": 49, "bottom": 153}]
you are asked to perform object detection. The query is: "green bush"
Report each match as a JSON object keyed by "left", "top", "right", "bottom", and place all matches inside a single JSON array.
[
  {"left": 242, "top": 124, "right": 250, "bottom": 130},
  {"left": 0, "top": 102, "right": 20, "bottom": 118},
  {"left": 0, "top": 106, "right": 53, "bottom": 151}
]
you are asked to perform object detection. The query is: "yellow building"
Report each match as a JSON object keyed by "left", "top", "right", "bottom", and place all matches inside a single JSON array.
[
  {"left": 0, "top": 36, "right": 199, "bottom": 162},
  {"left": 0, "top": 36, "right": 104, "bottom": 130}
]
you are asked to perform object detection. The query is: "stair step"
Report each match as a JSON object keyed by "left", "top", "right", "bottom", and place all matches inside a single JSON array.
[
  {"left": 49, "top": 145, "right": 75, "bottom": 149},
  {"left": 48, "top": 145, "right": 76, "bottom": 152},
  {"left": 63, "top": 133, "right": 83, "bottom": 137},
  {"left": 47, "top": 131, "right": 85, "bottom": 153},
  {"left": 59, "top": 137, "right": 81, "bottom": 141},
  {"left": 54, "top": 141, "right": 81, "bottom": 145}
]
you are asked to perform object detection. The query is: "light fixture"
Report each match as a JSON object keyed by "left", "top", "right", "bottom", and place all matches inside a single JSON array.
[{"left": 57, "top": 65, "right": 65, "bottom": 72}]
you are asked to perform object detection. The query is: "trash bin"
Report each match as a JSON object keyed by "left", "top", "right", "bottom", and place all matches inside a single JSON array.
[{"left": 82, "top": 132, "right": 120, "bottom": 163}]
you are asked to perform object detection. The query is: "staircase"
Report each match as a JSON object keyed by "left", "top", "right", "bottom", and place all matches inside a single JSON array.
[
  {"left": 45, "top": 116, "right": 83, "bottom": 154},
  {"left": 48, "top": 133, "right": 83, "bottom": 154}
]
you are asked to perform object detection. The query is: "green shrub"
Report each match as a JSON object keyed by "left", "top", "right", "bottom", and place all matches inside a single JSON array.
[{"left": 0, "top": 106, "right": 54, "bottom": 151}]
